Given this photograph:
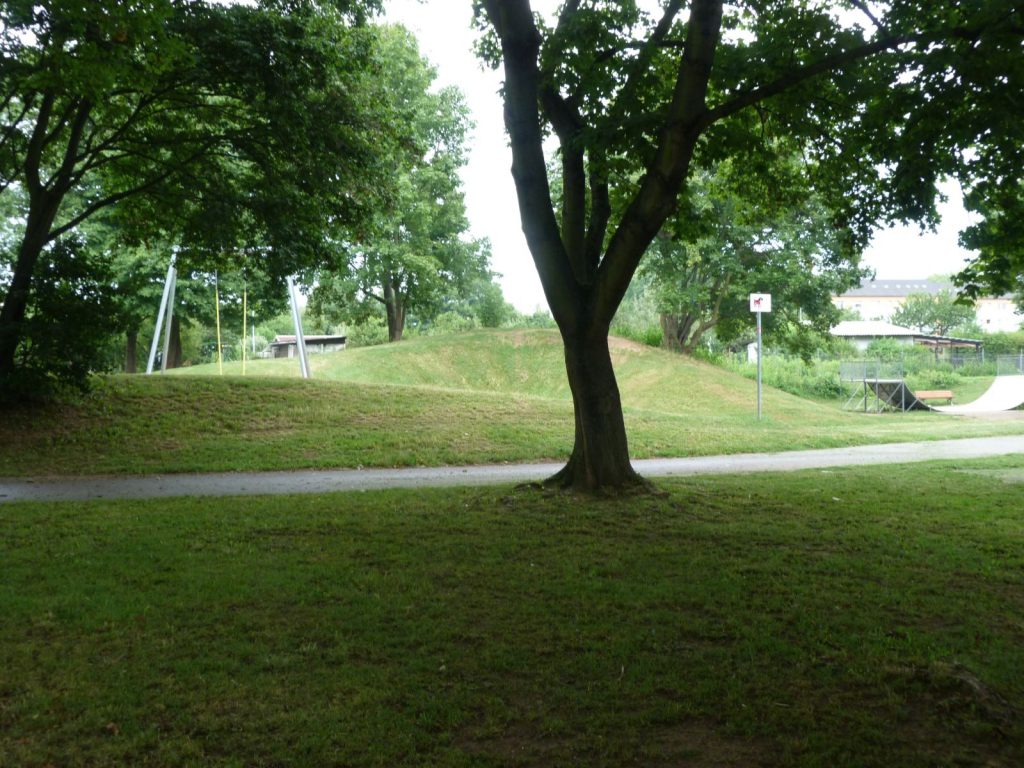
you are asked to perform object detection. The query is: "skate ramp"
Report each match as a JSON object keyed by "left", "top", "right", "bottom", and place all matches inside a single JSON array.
[
  {"left": 875, "top": 379, "right": 931, "bottom": 411},
  {"left": 934, "top": 375, "right": 1024, "bottom": 414}
]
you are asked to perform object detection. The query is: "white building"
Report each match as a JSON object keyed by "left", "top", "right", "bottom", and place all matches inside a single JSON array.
[{"left": 832, "top": 279, "right": 1022, "bottom": 332}]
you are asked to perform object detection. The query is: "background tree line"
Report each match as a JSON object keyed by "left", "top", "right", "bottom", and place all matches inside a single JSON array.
[{"left": 0, "top": 0, "right": 511, "bottom": 396}]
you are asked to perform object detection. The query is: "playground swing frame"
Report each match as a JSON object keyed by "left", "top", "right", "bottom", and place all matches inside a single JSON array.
[{"left": 145, "top": 254, "right": 311, "bottom": 378}]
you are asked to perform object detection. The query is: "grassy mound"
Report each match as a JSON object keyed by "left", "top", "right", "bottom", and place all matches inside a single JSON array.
[{"left": 2, "top": 329, "right": 1022, "bottom": 476}]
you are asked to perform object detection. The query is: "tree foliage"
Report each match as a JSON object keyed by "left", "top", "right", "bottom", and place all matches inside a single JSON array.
[
  {"left": 310, "top": 25, "right": 489, "bottom": 342},
  {"left": 891, "top": 290, "right": 978, "bottom": 337},
  {"left": 644, "top": 156, "right": 867, "bottom": 358},
  {"left": 0, "top": 0, "right": 391, "bottom": 388},
  {"left": 956, "top": 180, "right": 1024, "bottom": 308},
  {"left": 475, "top": 0, "right": 1023, "bottom": 490}
]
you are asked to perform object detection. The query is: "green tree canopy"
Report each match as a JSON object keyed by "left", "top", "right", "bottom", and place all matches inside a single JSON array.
[
  {"left": 891, "top": 290, "right": 978, "bottom": 336},
  {"left": 0, "top": 0, "right": 391, "bottom": 389},
  {"left": 310, "top": 24, "right": 489, "bottom": 342},
  {"left": 644, "top": 155, "right": 866, "bottom": 358},
  {"left": 956, "top": 179, "right": 1024, "bottom": 309}
]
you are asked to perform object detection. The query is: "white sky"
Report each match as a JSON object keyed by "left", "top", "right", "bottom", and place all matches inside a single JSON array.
[{"left": 383, "top": 0, "right": 981, "bottom": 312}]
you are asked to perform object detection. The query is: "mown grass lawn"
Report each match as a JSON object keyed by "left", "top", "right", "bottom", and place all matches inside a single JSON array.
[
  {"left": 2, "top": 458, "right": 1022, "bottom": 767},
  {"left": 2, "top": 330, "right": 1022, "bottom": 476}
]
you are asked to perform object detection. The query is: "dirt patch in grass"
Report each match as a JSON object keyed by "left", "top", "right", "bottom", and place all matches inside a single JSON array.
[
  {"left": 454, "top": 718, "right": 775, "bottom": 767},
  {"left": 645, "top": 721, "right": 779, "bottom": 767}
]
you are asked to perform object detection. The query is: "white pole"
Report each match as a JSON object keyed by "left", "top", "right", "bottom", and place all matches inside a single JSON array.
[
  {"left": 756, "top": 310, "right": 763, "bottom": 421},
  {"left": 287, "top": 276, "right": 311, "bottom": 379},
  {"left": 145, "top": 256, "right": 176, "bottom": 374},
  {"left": 159, "top": 267, "right": 177, "bottom": 374}
]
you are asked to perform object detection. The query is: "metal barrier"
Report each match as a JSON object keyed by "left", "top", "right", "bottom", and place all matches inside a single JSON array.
[
  {"left": 997, "top": 354, "right": 1024, "bottom": 376},
  {"left": 839, "top": 360, "right": 915, "bottom": 412}
]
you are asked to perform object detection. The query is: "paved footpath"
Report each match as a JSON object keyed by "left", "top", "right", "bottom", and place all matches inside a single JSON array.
[{"left": 2, "top": 435, "right": 1023, "bottom": 504}]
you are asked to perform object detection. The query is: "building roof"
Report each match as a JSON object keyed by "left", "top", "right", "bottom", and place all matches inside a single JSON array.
[
  {"left": 270, "top": 334, "right": 347, "bottom": 345},
  {"left": 831, "top": 320, "right": 918, "bottom": 337},
  {"left": 838, "top": 279, "right": 949, "bottom": 298},
  {"left": 837, "top": 278, "right": 1013, "bottom": 302},
  {"left": 830, "top": 320, "right": 982, "bottom": 348}
]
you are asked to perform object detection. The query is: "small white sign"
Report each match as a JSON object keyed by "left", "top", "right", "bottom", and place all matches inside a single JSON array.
[{"left": 750, "top": 293, "right": 772, "bottom": 313}]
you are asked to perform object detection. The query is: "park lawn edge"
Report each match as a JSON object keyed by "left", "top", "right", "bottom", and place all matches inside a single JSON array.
[{"left": 1, "top": 457, "right": 1022, "bottom": 767}]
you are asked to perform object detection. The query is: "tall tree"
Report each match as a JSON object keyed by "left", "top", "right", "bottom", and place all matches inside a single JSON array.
[
  {"left": 0, "top": 0, "right": 389, "bottom": 383},
  {"left": 475, "top": 0, "right": 1023, "bottom": 491},
  {"left": 647, "top": 158, "right": 866, "bottom": 356},
  {"left": 891, "top": 290, "right": 978, "bottom": 336},
  {"left": 311, "top": 25, "right": 487, "bottom": 342}
]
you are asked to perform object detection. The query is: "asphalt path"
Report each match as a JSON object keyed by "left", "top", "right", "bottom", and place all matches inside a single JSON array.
[{"left": 2, "top": 435, "right": 1023, "bottom": 504}]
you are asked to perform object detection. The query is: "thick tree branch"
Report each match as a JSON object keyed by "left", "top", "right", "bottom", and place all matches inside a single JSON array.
[
  {"left": 848, "top": 0, "right": 887, "bottom": 32},
  {"left": 40, "top": 99, "right": 80, "bottom": 154},
  {"left": 481, "top": 0, "right": 580, "bottom": 325},
  {"left": 23, "top": 91, "right": 56, "bottom": 195},
  {"left": 555, "top": 0, "right": 582, "bottom": 34},
  {"left": 583, "top": 151, "right": 611, "bottom": 267},
  {"left": 606, "top": 0, "right": 685, "bottom": 125},
  {"left": 702, "top": 35, "right": 908, "bottom": 128},
  {"left": 50, "top": 98, "right": 93, "bottom": 193},
  {"left": 540, "top": 87, "right": 592, "bottom": 283},
  {"left": 594, "top": 0, "right": 723, "bottom": 326}
]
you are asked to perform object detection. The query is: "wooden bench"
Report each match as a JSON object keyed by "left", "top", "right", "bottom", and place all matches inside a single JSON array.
[{"left": 915, "top": 389, "right": 954, "bottom": 404}]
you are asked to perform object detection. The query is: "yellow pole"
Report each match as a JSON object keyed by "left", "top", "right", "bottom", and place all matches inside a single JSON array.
[
  {"left": 242, "top": 282, "right": 247, "bottom": 376},
  {"left": 215, "top": 272, "right": 223, "bottom": 375}
]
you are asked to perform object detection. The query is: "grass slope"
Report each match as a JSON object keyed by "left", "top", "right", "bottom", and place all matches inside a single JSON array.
[
  {"left": 2, "top": 459, "right": 1022, "bottom": 766},
  {"left": 2, "top": 329, "right": 1022, "bottom": 476}
]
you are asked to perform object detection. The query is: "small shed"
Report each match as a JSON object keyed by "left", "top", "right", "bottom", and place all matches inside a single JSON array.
[
  {"left": 268, "top": 334, "right": 347, "bottom": 359},
  {"left": 830, "top": 320, "right": 982, "bottom": 353}
]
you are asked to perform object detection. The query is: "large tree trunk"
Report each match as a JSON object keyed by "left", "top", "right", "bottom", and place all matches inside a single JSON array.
[
  {"left": 165, "top": 316, "right": 183, "bottom": 369},
  {"left": 125, "top": 329, "right": 139, "bottom": 373},
  {"left": 383, "top": 281, "right": 405, "bottom": 342},
  {"left": 546, "top": 327, "right": 641, "bottom": 490},
  {"left": 660, "top": 314, "right": 687, "bottom": 352},
  {"left": 169, "top": 316, "right": 183, "bottom": 369},
  {"left": 0, "top": 199, "right": 60, "bottom": 376},
  {"left": 661, "top": 312, "right": 715, "bottom": 355}
]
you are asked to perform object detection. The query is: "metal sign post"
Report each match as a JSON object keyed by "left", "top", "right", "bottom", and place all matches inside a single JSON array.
[{"left": 749, "top": 293, "right": 772, "bottom": 420}]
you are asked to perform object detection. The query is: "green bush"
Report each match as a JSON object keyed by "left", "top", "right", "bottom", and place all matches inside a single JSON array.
[
  {"left": 979, "top": 331, "right": 1024, "bottom": 356},
  {"left": 428, "top": 311, "right": 478, "bottom": 335},
  {"left": 720, "top": 354, "right": 845, "bottom": 399},
  {"left": 612, "top": 322, "right": 663, "bottom": 348},
  {"left": 906, "top": 368, "right": 958, "bottom": 390},
  {"left": 346, "top": 316, "right": 390, "bottom": 348}
]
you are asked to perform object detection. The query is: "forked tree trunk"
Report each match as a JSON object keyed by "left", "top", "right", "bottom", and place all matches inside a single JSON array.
[
  {"left": 661, "top": 312, "right": 712, "bottom": 355},
  {"left": 166, "top": 315, "right": 183, "bottom": 369},
  {"left": 546, "top": 327, "right": 642, "bottom": 490},
  {"left": 660, "top": 314, "right": 686, "bottom": 352}
]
